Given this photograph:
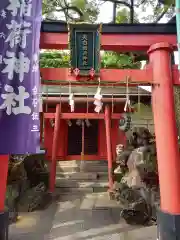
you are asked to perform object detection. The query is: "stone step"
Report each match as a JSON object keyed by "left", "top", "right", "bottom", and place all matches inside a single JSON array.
[
  {"left": 56, "top": 175, "right": 108, "bottom": 183},
  {"left": 56, "top": 161, "right": 109, "bottom": 174},
  {"left": 55, "top": 192, "right": 119, "bottom": 209},
  {"left": 56, "top": 171, "right": 108, "bottom": 179},
  {"left": 56, "top": 187, "right": 94, "bottom": 194},
  {"left": 57, "top": 160, "right": 108, "bottom": 166},
  {"left": 56, "top": 179, "right": 108, "bottom": 188},
  {"left": 56, "top": 179, "right": 109, "bottom": 193},
  {"left": 56, "top": 165, "right": 108, "bottom": 173},
  {"left": 57, "top": 161, "right": 108, "bottom": 168},
  {"left": 55, "top": 186, "right": 109, "bottom": 194},
  {"left": 55, "top": 172, "right": 108, "bottom": 181}
]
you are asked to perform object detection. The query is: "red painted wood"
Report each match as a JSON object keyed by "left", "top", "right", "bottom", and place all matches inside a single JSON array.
[
  {"left": 40, "top": 32, "right": 177, "bottom": 51},
  {"left": 44, "top": 119, "right": 115, "bottom": 162},
  {"left": 149, "top": 42, "right": 180, "bottom": 214},
  {"left": 111, "top": 120, "right": 118, "bottom": 161},
  {"left": 57, "top": 120, "right": 67, "bottom": 157},
  {"left": 40, "top": 112, "right": 43, "bottom": 146},
  {"left": 43, "top": 104, "right": 126, "bottom": 163},
  {"left": 44, "top": 119, "right": 53, "bottom": 157},
  {"left": 45, "top": 120, "right": 67, "bottom": 160},
  {"left": 98, "top": 120, "right": 107, "bottom": 159},
  {"left": 41, "top": 68, "right": 153, "bottom": 84},
  {"left": 44, "top": 112, "right": 122, "bottom": 120},
  {"left": 0, "top": 155, "right": 9, "bottom": 211},
  {"left": 62, "top": 113, "right": 105, "bottom": 119},
  {"left": 43, "top": 97, "right": 126, "bottom": 103},
  {"left": 49, "top": 104, "right": 61, "bottom": 192},
  {"left": 44, "top": 113, "right": 55, "bottom": 119},
  {"left": 41, "top": 66, "right": 180, "bottom": 85},
  {"left": 43, "top": 104, "right": 126, "bottom": 114},
  {"left": 104, "top": 105, "right": 113, "bottom": 190},
  {"left": 44, "top": 122, "right": 126, "bottom": 162}
]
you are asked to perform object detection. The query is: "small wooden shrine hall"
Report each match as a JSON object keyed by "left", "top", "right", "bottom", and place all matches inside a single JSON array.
[{"left": 42, "top": 84, "right": 151, "bottom": 162}]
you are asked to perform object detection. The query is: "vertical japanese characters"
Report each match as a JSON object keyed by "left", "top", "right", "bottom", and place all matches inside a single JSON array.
[
  {"left": 81, "top": 34, "right": 88, "bottom": 67},
  {"left": 0, "top": 0, "right": 41, "bottom": 153},
  {"left": 31, "top": 86, "right": 39, "bottom": 132},
  {"left": 0, "top": 0, "right": 39, "bottom": 129}
]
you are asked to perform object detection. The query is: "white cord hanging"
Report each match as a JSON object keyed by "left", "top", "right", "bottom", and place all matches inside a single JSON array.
[
  {"left": 124, "top": 76, "right": 131, "bottom": 112},
  {"left": 94, "top": 77, "right": 103, "bottom": 113},
  {"left": 68, "top": 81, "right": 74, "bottom": 112}
]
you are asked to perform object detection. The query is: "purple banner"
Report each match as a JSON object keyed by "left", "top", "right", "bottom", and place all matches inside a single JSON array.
[{"left": 0, "top": 0, "right": 42, "bottom": 154}]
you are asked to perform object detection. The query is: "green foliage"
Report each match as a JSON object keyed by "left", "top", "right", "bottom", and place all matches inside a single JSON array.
[
  {"left": 136, "top": 0, "right": 174, "bottom": 23},
  {"left": 101, "top": 52, "right": 141, "bottom": 69},
  {"left": 42, "top": 0, "right": 175, "bottom": 23},
  {"left": 116, "top": 8, "right": 139, "bottom": 23},
  {"left": 40, "top": 51, "right": 70, "bottom": 68},
  {"left": 42, "top": 0, "right": 99, "bottom": 23},
  {"left": 40, "top": 50, "right": 141, "bottom": 69},
  {"left": 70, "top": 0, "right": 99, "bottom": 22},
  {"left": 107, "top": 0, "right": 175, "bottom": 23}
]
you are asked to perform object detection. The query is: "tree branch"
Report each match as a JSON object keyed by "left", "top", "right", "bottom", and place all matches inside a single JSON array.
[
  {"left": 134, "top": 0, "right": 146, "bottom": 8},
  {"left": 130, "top": 0, "right": 134, "bottom": 23},
  {"left": 102, "top": 0, "right": 134, "bottom": 23},
  {"left": 60, "top": 0, "right": 68, "bottom": 22},
  {"left": 60, "top": 0, "right": 84, "bottom": 21},
  {"left": 43, "top": 0, "right": 84, "bottom": 22},
  {"left": 154, "top": 6, "right": 170, "bottom": 23},
  {"left": 101, "top": 0, "right": 131, "bottom": 9}
]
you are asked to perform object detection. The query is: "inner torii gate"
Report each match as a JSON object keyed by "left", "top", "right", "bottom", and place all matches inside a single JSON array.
[{"left": 40, "top": 22, "right": 180, "bottom": 238}]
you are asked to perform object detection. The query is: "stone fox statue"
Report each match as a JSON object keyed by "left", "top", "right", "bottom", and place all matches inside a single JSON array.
[{"left": 114, "top": 127, "right": 159, "bottom": 225}]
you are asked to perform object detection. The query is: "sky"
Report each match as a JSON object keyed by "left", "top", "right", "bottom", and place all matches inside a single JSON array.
[{"left": 98, "top": 2, "right": 113, "bottom": 23}]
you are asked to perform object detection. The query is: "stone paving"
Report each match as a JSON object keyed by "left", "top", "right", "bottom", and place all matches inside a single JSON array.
[{"left": 9, "top": 192, "right": 157, "bottom": 240}]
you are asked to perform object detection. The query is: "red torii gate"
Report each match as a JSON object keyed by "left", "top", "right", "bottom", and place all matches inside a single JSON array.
[
  {"left": 40, "top": 27, "right": 180, "bottom": 199},
  {"left": 0, "top": 22, "right": 178, "bottom": 238},
  {"left": 40, "top": 25, "right": 180, "bottom": 235}
]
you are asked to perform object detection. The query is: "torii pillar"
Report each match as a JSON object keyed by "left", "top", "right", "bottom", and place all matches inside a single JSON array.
[
  {"left": 104, "top": 105, "right": 113, "bottom": 190},
  {"left": 49, "top": 104, "right": 61, "bottom": 193},
  {"left": 148, "top": 42, "right": 180, "bottom": 239},
  {"left": 0, "top": 155, "right": 9, "bottom": 239}
]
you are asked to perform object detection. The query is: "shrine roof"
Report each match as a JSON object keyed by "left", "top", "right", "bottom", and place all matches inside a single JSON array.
[
  {"left": 41, "top": 21, "right": 176, "bottom": 35},
  {"left": 41, "top": 85, "right": 151, "bottom": 97}
]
